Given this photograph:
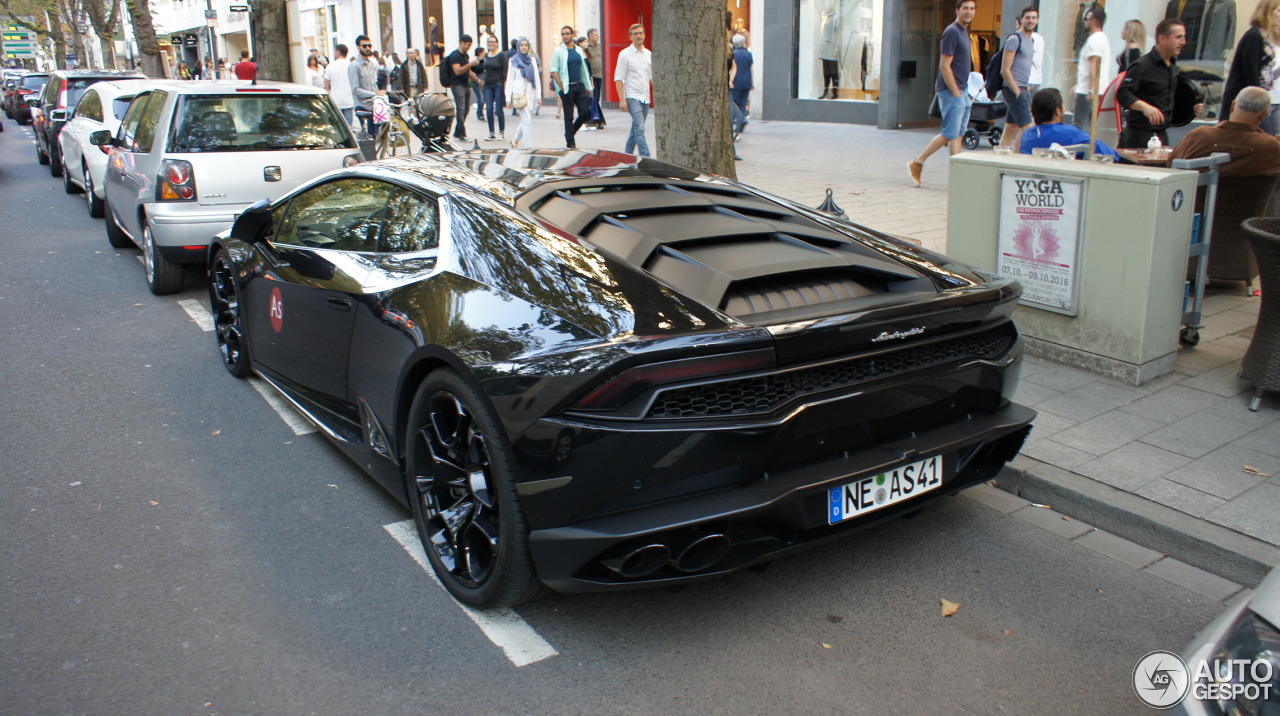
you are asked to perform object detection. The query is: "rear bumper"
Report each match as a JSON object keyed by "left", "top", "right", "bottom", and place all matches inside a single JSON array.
[
  {"left": 525, "top": 401, "right": 1035, "bottom": 593},
  {"left": 146, "top": 203, "right": 244, "bottom": 252}
]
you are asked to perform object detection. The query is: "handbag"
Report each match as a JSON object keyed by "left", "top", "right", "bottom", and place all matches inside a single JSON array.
[
  {"left": 589, "top": 96, "right": 603, "bottom": 123},
  {"left": 512, "top": 92, "right": 528, "bottom": 109},
  {"left": 372, "top": 95, "right": 390, "bottom": 124}
]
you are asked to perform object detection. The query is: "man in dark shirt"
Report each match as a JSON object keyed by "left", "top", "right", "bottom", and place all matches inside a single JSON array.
[
  {"left": 445, "top": 35, "right": 481, "bottom": 140},
  {"left": 907, "top": 0, "right": 976, "bottom": 186},
  {"left": 1170, "top": 87, "right": 1280, "bottom": 176},
  {"left": 550, "top": 25, "right": 593, "bottom": 149},
  {"left": 397, "top": 48, "right": 428, "bottom": 98},
  {"left": 1116, "top": 18, "right": 1202, "bottom": 148}
]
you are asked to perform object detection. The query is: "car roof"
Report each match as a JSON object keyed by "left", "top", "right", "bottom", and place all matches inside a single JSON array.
[
  {"left": 48, "top": 70, "right": 146, "bottom": 80},
  {"left": 131, "top": 79, "right": 330, "bottom": 96}
]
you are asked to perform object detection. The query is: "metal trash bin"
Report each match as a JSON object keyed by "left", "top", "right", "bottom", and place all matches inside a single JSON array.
[{"left": 1240, "top": 217, "right": 1280, "bottom": 411}]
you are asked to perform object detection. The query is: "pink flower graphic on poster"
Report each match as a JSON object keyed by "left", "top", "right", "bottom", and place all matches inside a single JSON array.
[{"left": 1008, "top": 223, "right": 1062, "bottom": 263}]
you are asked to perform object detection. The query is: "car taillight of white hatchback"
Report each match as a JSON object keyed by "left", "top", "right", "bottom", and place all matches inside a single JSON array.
[{"left": 157, "top": 159, "right": 197, "bottom": 201}]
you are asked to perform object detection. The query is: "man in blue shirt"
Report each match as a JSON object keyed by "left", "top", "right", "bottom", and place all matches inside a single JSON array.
[
  {"left": 1019, "top": 88, "right": 1119, "bottom": 158},
  {"left": 730, "top": 33, "right": 753, "bottom": 136},
  {"left": 908, "top": 0, "right": 976, "bottom": 187},
  {"left": 549, "top": 25, "right": 594, "bottom": 149}
]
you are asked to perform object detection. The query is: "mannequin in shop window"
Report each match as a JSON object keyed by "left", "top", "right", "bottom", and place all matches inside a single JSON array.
[{"left": 818, "top": 0, "right": 842, "bottom": 98}]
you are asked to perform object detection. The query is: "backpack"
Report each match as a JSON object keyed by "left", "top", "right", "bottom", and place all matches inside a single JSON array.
[
  {"left": 983, "top": 33, "right": 1021, "bottom": 100},
  {"left": 439, "top": 55, "right": 453, "bottom": 87}
]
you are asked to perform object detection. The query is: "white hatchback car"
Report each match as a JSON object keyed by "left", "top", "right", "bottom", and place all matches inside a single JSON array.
[
  {"left": 58, "top": 79, "right": 154, "bottom": 218},
  {"left": 92, "top": 80, "right": 362, "bottom": 294}
]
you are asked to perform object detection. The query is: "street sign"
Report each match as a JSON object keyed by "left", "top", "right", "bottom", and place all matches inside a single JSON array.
[
  {"left": 229, "top": 5, "right": 249, "bottom": 12},
  {"left": 2, "top": 26, "right": 37, "bottom": 59},
  {"left": 205, "top": 8, "right": 218, "bottom": 28}
]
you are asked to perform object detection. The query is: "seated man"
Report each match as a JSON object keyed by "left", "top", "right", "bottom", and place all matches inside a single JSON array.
[
  {"left": 1170, "top": 86, "right": 1280, "bottom": 176},
  {"left": 1019, "top": 88, "right": 1119, "bottom": 159}
]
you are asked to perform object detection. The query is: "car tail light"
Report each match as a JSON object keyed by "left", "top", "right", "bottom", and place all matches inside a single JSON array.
[
  {"left": 157, "top": 159, "right": 197, "bottom": 201},
  {"left": 58, "top": 78, "right": 67, "bottom": 108},
  {"left": 572, "top": 349, "right": 776, "bottom": 412},
  {"left": 343, "top": 153, "right": 363, "bottom": 167}
]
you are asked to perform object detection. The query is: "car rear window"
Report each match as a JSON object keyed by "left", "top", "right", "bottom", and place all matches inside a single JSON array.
[
  {"left": 65, "top": 78, "right": 111, "bottom": 109},
  {"left": 168, "top": 94, "right": 355, "bottom": 152},
  {"left": 20, "top": 76, "right": 47, "bottom": 90}
]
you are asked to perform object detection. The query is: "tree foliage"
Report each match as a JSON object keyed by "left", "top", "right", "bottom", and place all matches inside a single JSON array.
[{"left": 652, "top": 0, "right": 736, "bottom": 179}]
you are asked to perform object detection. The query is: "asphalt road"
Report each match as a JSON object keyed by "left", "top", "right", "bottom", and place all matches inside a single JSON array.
[{"left": 0, "top": 119, "right": 1229, "bottom": 715}]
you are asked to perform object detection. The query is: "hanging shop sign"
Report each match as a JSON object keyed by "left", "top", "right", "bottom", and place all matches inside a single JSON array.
[{"left": 995, "top": 173, "right": 1086, "bottom": 316}]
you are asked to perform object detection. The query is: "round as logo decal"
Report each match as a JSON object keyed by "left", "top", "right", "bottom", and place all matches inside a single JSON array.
[
  {"left": 1172, "top": 189, "right": 1184, "bottom": 211},
  {"left": 269, "top": 287, "right": 284, "bottom": 333}
]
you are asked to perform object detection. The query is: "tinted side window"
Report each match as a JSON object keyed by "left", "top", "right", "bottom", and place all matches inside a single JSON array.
[
  {"left": 274, "top": 179, "right": 394, "bottom": 252},
  {"left": 74, "top": 90, "right": 103, "bottom": 122},
  {"left": 117, "top": 92, "right": 152, "bottom": 150},
  {"left": 133, "top": 91, "right": 168, "bottom": 153},
  {"left": 378, "top": 189, "right": 440, "bottom": 253}
]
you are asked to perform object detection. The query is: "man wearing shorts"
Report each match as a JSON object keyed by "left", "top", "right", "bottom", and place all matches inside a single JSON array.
[
  {"left": 908, "top": 0, "right": 976, "bottom": 187},
  {"left": 999, "top": 7, "right": 1038, "bottom": 148}
]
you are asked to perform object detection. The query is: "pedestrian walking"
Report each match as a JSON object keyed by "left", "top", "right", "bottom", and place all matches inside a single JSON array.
[
  {"left": 1072, "top": 5, "right": 1112, "bottom": 130},
  {"left": 444, "top": 35, "right": 481, "bottom": 141},
  {"left": 585, "top": 28, "right": 606, "bottom": 129},
  {"left": 1116, "top": 18, "right": 1203, "bottom": 147},
  {"left": 729, "top": 33, "right": 753, "bottom": 133},
  {"left": 907, "top": 0, "right": 976, "bottom": 187},
  {"left": 551, "top": 25, "right": 593, "bottom": 149},
  {"left": 397, "top": 48, "right": 428, "bottom": 98},
  {"left": 505, "top": 38, "right": 541, "bottom": 149},
  {"left": 998, "top": 7, "right": 1038, "bottom": 149},
  {"left": 614, "top": 23, "right": 652, "bottom": 157},
  {"left": 1220, "top": 0, "right": 1280, "bottom": 133},
  {"left": 350, "top": 35, "right": 385, "bottom": 138},
  {"left": 478, "top": 36, "right": 508, "bottom": 140},
  {"left": 305, "top": 55, "right": 327, "bottom": 89},
  {"left": 233, "top": 50, "right": 257, "bottom": 80},
  {"left": 328, "top": 44, "right": 355, "bottom": 127}
]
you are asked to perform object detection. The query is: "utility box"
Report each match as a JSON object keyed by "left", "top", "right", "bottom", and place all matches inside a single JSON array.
[{"left": 947, "top": 153, "right": 1197, "bottom": 385}]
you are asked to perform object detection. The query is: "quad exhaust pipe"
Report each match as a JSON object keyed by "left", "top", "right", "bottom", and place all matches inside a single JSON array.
[{"left": 600, "top": 532, "right": 732, "bottom": 579}]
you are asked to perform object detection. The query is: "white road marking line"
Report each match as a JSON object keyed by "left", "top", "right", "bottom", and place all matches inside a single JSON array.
[
  {"left": 247, "top": 377, "right": 317, "bottom": 435},
  {"left": 177, "top": 299, "right": 214, "bottom": 332},
  {"left": 383, "top": 520, "right": 558, "bottom": 668}
]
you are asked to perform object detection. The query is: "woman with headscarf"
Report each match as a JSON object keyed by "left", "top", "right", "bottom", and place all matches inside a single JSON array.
[{"left": 505, "top": 38, "right": 542, "bottom": 149}]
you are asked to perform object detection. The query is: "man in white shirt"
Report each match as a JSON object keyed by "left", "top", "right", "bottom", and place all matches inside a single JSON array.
[
  {"left": 327, "top": 43, "right": 355, "bottom": 127},
  {"left": 614, "top": 23, "right": 653, "bottom": 157},
  {"left": 1028, "top": 29, "right": 1044, "bottom": 92},
  {"left": 1072, "top": 5, "right": 1112, "bottom": 129}
]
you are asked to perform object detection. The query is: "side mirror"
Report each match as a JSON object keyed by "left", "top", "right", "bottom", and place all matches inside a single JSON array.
[
  {"left": 230, "top": 199, "right": 274, "bottom": 244},
  {"left": 89, "top": 129, "right": 114, "bottom": 146},
  {"left": 50, "top": 108, "right": 68, "bottom": 121}
]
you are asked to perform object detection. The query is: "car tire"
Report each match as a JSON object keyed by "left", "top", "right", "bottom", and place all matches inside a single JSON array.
[
  {"left": 84, "top": 164, "right": 104, "bottom": 218},
  {"left": 405, "top": 369, "right": 543, "bottom": 609},
  {"left": 103, "top": 196, "right": 132, "bottom": 248},
  {"left": 36, "top": 139, "right": 48, "bottom": 165},
  {"left": 49, "top": 144, "right": 62, "bottom": 177},
  {"left": 142, "top": 221, "right": 184, "bottom": 295},
  {"left": 61, "top": 155, "right": 77, "bottom": 193},
  {"left": 209, "top": 249, "right": 252, "bottom": 378}
]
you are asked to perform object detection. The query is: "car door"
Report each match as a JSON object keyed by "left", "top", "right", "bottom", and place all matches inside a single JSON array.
[
  {"left": 105, "top": 91, "right": 167, "bottom": 239},
  {"left": 61, "top": 88, "right": 102, "bottom": 185},
  {"left": 244, "top": 177, "right": 394, "bottom": 403}
]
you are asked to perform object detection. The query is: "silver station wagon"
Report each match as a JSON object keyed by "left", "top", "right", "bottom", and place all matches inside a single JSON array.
[{"left": 92, "top": 80, "right": 362, "bottom": 294}]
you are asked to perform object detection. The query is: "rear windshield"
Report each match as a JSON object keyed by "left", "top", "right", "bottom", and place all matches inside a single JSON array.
[
  {"left": 65, "top": 78, "right": 116, "bottom": 109},
  {"left": 169, "top": 93, "right": 355, "bottom": 153},
  {"left": 20, "top": 76, "right": 47, "bottom": 90}
]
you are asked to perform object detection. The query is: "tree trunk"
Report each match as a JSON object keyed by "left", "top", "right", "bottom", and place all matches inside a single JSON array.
[
  {"left": 83, "top": 0, "right": 120, "bottom": 69},
  {"left": 651, "top": 0, "right": 736, "bottom": 180},
  {"left": 125, "top": 0, "right": 164, "bottom": 77},
  {"left": 251, "top": 0, "right": 292, "bottom": 82}
]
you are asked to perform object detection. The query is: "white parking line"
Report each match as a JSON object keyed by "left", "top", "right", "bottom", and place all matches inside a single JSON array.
[
  {"left": 177, "top": 299, "right": 214, "bottom": 332},
  {"left": 383, "top": 520, "right": 558, "bottom": 668},
  {"left": 247, "top": 377, "right": 318, "bottom": 435}
]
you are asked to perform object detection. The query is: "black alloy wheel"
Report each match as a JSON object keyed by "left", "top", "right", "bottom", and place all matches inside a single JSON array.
[
  {"left": 405, "top": 370, "right": 542, "bottom": 609},
  {"left": 103, "top": 196, "right": 131, "bottom": 248},
  {"left": 84, "top": 163, "right": 103, "bottom": 218},
  {"left": 36, "top": 137, "right": 48, "bottom": 164},
  {"left": 209, "top": 250, "right": 252, "bottom": 377}
]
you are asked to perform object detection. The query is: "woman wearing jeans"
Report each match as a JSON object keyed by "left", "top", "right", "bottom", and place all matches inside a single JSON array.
[
  {"left": 478, "top": 36, "right": 508, "bottom": 140},
  {"left": 505, "top": 39, "right": 541, "bottom": 148}
]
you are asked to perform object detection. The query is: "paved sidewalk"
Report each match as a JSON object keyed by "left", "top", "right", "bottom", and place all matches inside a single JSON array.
[{"left": 466, "top": 107, "right": 1280, "bottom": 585}]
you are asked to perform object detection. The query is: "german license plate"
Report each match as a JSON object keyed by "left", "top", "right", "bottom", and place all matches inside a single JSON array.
[{"left": 828, "top": 456, "right": 943, "bottom": 524}]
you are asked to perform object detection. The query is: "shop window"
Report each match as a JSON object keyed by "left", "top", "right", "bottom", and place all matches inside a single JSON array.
[{"left": 797, "top": 0, "right": 885, "bottom": 101}]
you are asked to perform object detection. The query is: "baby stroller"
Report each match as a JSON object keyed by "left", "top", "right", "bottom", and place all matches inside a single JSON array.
[
  {"left": 962, "top": 96, "right": 1007, "bottom": 150},
  {"left": 405, "top": 91, "right": 457, "bottom": 153}
]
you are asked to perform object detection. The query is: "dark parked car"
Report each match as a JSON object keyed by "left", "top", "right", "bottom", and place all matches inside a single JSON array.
[
  {"left": 208, "top": 149, "right": 1035, "bottom": 608},
  {"left": 2, "top": 69, "right": 30, "bottom": 119},
  {"left": 33, "top": 69, "right": 144, "bottom": 175},
  {"left": 8, "top": 72, "right": 47, "bottom": 124}
]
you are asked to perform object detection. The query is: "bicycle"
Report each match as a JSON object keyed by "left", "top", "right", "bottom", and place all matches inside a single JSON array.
[
  {"left": 371, "top": 91, "right": 459, "bottom": 159},
  {"left": 374, "top": 96, "right": 415, "bottom": 159}
]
